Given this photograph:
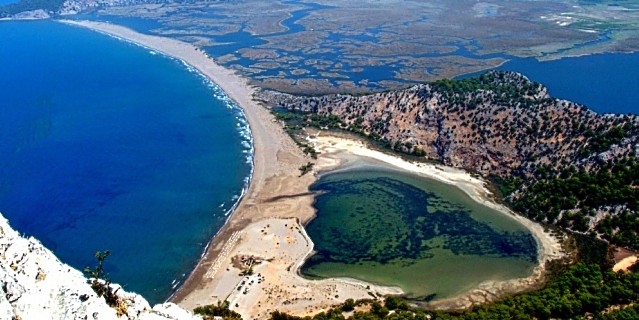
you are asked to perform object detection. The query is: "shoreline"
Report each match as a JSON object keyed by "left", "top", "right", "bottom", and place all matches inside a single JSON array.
[
  {"left": 58, "top": 18, "right": 308, "bottom": 304},
  {"left": 308, "top": 134, "right": 565, "bottom": 309},
  {"left": 59, "top": 20, "right": 402, "bottom": 317},
  {"left": 59, "top": 19, "right": 564, "bottom": 317}
]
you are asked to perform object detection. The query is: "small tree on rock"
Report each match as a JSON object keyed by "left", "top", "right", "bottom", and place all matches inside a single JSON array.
[{"left": 84, "top": 250, "right": 127, "bottom": 317}]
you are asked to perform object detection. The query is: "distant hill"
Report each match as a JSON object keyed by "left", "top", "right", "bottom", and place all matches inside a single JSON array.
[
  {"left": 256, "top": 71, "right": 639, "bottom": 249},
  {"left": 0, "top": 0, "right": 154, "bottom": 17},
  {"left": 0, "top": 0, "right": 64, "bottom": 15}
]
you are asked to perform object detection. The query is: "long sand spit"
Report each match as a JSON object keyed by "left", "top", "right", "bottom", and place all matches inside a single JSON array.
[{"left": 61, "top": 20, "right": 564, "bottom": 318}]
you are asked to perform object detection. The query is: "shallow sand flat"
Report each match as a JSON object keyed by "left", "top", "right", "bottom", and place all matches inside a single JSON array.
[
  {"left": 205, "top": 218, "right": 402, "bottom": 319},
  {"left": 61, "top": 20, "right": 565, "bottom": 317}
]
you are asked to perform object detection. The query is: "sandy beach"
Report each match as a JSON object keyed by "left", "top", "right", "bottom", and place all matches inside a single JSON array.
[
  {"left": 62, "top": 20, "right": 564, "bottom": 318},
  {"left": 61, "top": 19, "right": 403, "bottom": 317},
  {"left": 307, "top": 134, "right": 565, "bottom": 309}
]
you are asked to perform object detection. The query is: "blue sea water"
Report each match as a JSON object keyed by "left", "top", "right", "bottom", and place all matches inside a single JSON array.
[
  {"left": 498, "top": 53, "right": 639, "bottom": 115},
  {"left": 0, "top": 20, "right": 252, "bottom": 303}
]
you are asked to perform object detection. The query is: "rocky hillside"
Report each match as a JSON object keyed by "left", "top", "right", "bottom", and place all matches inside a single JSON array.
[
  {"left": 0, "top": 0, "right": 147, "bottom": 17},
  {"left": 0, "top": 213, "right": 200, "bottom": 320},
  {"left": 256, "top": 71, "right": 639, "bottom": 249}
]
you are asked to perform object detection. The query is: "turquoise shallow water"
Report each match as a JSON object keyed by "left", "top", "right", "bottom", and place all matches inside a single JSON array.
[
  {"left": 0, "top": 20, "right": 252, "bottom": 303},
  {"left": 302, "top": 163, "right": 537, "bottom": 300}
]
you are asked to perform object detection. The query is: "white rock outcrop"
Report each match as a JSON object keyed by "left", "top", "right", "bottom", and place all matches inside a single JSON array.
[{"left": 0, "top": 214, "right": 201, "bottom": 320}]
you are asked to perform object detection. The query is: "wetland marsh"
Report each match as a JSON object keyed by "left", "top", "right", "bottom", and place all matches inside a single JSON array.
[{"left": 86, "top": 0, "right": 639, "bottom": 97}]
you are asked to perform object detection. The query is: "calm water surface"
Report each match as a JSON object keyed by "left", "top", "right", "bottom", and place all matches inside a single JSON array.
[
  {"left": 497, "top": 53, "right": 639, "bottom": 115},
  {"left": 302, "top": 163, "right": 537, "bottom": 300},
  {"left": 0, "top": 20, "right": 252, "bottom": 303}
]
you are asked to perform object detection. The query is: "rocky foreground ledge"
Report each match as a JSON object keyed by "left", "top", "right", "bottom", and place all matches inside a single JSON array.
[{"left": 0, "top": 214, "right": 198, "bottom": 320}]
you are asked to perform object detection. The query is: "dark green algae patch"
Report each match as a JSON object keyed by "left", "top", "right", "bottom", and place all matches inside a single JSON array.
[{"left": 301, "top": 163, "right": 538, "bottom": 301}]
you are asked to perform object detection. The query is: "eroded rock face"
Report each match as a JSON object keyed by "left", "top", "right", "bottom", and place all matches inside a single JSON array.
[
  {"left": 0, "top": 214, "right": 201, "bottom": 320},
  {"left": 256, "top": 71, "right": 638, "bottom": 178},
  {"left": 257, "top": 71, "right": 639, "bottom": 243},
  {"left": 11, "top": 9, "right": 51, "bottom": 19}
]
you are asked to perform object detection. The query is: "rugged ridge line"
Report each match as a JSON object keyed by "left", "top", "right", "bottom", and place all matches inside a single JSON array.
[
  {"left": 257, "top": 71, "right": 637, "bottom": 177},
  {"left": 256, "top": 71, "right": 639, "bottom": 248}
]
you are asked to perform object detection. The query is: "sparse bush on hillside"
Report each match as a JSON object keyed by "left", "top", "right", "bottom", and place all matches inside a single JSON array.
[
  {"left": 84, "top": 250, "right": 128, "bottom": 317},
  {"left": 194, "top": 300, "right": 243, "bottom": 320}
]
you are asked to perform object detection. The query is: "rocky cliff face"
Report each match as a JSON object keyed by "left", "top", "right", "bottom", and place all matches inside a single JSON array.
[
  {"left": 257, "top": 71, "right": 639, "bottom": 248},
  {"left": 257, "top": 71, "right": 638, "bottom": 178},
  {"left": 0, "top": 214, "right": 200, "bottom": 320}
]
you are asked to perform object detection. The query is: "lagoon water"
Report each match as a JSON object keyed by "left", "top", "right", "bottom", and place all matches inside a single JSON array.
[
  {"left": 0, "top": 21, "right": 252, "bottom": 303},
  {"left": 302, "top": 164, "right": 537, "bottom": 300}
]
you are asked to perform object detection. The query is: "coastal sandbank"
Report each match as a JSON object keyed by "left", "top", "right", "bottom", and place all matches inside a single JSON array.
[
  {"left": 61, "top": 20, "right": 564, "bottom": 317},
  {"left": 61, "top": 20, "right": 402, "bottom": 317}
]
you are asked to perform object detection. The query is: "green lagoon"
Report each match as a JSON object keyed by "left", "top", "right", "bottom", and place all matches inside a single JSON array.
[{"left": 302, "top": 163, "right": 537, "bottom": 300}]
